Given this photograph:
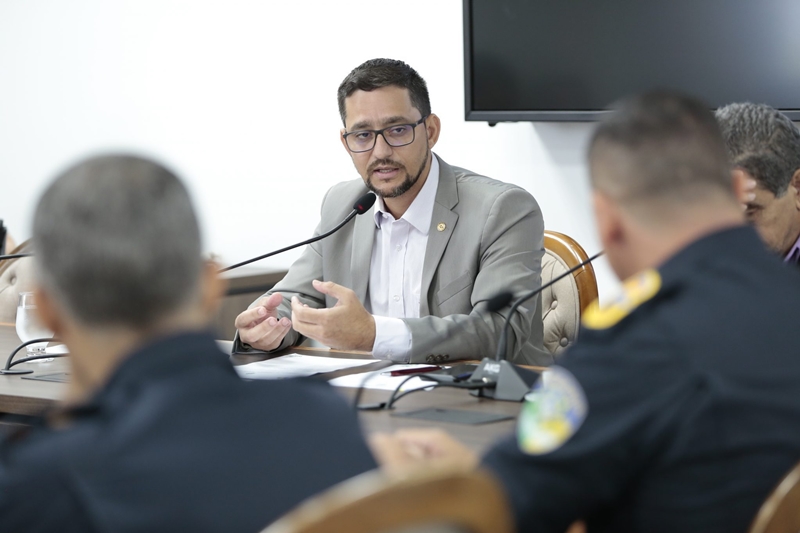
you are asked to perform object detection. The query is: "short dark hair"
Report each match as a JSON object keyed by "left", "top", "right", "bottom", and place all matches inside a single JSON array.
[
  {"left": 33, "top": 154, "right": 203, "bottom": 329},
  {"left": 589, "top": 90, "right": 733, "bottom": 206},
  {"left": 337, "top": 58, "right": 431, "bottom": 125},
  {"left": 715, "top": 103, "right": 800, "bottom": 197}
]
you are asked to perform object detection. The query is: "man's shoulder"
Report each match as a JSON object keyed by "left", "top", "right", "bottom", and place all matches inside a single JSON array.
[
  {"left": 323, "top": 179, "right": 370, "bottom": 205},
  {"left": 437, "top": 158, "right": 539, "bottom": 215},
  {"left": 447, "top": 162, "right": 528, "bottom": 196},
  {"left": 570, "top": 270, "right": 684, "bottom": 365}
]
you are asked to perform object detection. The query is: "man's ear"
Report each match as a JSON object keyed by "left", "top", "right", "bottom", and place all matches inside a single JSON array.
[
  {"left": 339, "top": 128, "right": 351, "bottom": 155},
  {"left": 425, "top": 113, "right": 441, "bottom": 149},
  {"left": 199, "top": 261, "right": 227, "bottom": 319},
  {"left": 790, "top": 169, "right": 800, "bottom": 211},
  {"left": 592, "top": 190, "right": 624, "bottom": 249},
  {"left": 33, "top": 286, "right": 65, "bottom": 338}
]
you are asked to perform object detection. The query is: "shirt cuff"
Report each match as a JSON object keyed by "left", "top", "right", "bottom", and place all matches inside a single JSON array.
[{"left": 371, "top": 316, "right": 412, "bottom": 363}]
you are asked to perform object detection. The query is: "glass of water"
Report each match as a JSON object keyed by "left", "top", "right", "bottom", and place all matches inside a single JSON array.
[{"left": 15, "top": 292, "right": 54, "bottom": 362}]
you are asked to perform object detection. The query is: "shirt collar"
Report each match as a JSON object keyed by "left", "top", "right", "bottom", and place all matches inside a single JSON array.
[
  {"left": 784, "top": 233, "right": 800, "bottom": 263},
  {"left": 372, "top": 155, "right": 440, "bottom": 235}
]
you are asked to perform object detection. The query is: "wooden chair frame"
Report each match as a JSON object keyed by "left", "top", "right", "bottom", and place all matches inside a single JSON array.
[
  {"left": 261, "top": 468, "right": 514, "bottom": 533},
  {"left": 749, "top": 460, "right": 800, "bottom": 533},
  {"left": 544, "top": 230, "right": 598, "bottom": 314}
]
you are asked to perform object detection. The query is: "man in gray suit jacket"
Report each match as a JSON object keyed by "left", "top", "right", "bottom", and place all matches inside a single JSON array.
[{"left": 234, "top": 59, "right": 550, "bottom": 366}]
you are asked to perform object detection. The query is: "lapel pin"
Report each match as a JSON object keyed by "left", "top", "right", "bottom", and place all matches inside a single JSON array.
[{"left": 437, "top": 223, "right": 446, "bottom": 232}]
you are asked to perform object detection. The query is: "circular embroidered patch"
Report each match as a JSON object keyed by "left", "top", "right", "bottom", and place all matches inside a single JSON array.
[{"left": 517, "top": 366, "right": 588, "bottom": 455}]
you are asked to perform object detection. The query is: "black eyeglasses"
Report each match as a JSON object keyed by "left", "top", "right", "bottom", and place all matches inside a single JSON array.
[{"left": 343, "top": 116, "right": 428, "bottom": 153}]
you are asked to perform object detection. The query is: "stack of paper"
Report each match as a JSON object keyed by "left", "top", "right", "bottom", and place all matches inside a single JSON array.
[
  {"left": 327, "top": 365, "right": 438, "bottom": 392},
  {"left": 234, "top": 353, "right": 376, "bottom": 380}
]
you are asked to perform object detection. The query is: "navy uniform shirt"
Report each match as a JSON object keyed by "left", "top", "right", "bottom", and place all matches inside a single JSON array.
[
  {"left": 483, "top": 226, "right": 800, "bottom": 533},
  {"left": 0, "top": 332, "right": 376, "bottom": 533}
]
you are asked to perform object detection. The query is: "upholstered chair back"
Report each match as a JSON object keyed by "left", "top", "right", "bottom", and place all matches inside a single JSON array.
[{"left": 541, "top": 231, "right": 598, "bottom": 356}]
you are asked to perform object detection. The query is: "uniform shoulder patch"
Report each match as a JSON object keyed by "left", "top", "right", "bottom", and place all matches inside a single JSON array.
[
  {"left": 518, "top": 366, "right": 588, "bottom": 455},
  {"left": 581, "top": 269, "right": 661, "bottom": 330}
]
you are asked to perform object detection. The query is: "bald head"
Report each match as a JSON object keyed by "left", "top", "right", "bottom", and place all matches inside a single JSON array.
[
  {"left": 588, "top": 91, "right": 746, "bottom": 281},
  {"left": 589, "top": 91, "right": 736, "bottom": 222}
]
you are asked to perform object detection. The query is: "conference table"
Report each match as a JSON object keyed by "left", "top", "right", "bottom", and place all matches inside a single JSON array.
[{"left": 0, "top": 325, "right": 530, "bottom": 453}]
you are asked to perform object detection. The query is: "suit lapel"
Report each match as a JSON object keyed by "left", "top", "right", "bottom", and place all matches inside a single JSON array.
[
  {"left": 350, "top": 208, "right": 375, "bottom": 302},
  {"left": 420, "top": 155, "right": 459, "bottom": 316}
]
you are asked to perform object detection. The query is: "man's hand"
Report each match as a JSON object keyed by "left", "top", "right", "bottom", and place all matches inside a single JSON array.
[
  {"left": 291, "top": 280, "right": 376, "bottom": 352},
  {"left": 369, "top": 429, "right": 479, "bottom": 477},
  {"left": 234, "top": 292, "right": 292, "bottom": 351}
]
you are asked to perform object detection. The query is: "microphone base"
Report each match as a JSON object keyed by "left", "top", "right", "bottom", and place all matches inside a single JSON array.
[
  {"left": 468, "top": 358, "right": 540, "bottom": 402},
  {"left": 0, "top": 368, "right": 34, "bottom": 375}
]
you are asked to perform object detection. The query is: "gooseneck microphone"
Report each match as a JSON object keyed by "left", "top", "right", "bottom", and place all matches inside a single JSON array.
[
  {"left": 1, "top": 194, "right": 378, "bottom": 270},
  {"left": 0, "top": 253, "right": 33, "bottom": 261},
  {"left": 219, "top": 192, "right": 376, "bottom": 273},
  {"left": 469, "top": 250, "right": 604, "bottom": 401}
]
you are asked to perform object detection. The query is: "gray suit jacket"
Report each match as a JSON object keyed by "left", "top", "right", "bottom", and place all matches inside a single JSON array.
[{"left": 235, "top": 155, "right": 552, "bottom": 365}]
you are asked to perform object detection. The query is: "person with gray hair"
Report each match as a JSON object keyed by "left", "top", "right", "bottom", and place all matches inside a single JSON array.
[
  {"left": 715, "top": 103, "right": 800, "bottom": 262},
  {"left": 0, "top": 154, "right": 376, "bottom": 533}
]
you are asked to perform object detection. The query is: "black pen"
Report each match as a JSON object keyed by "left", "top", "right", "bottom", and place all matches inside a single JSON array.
[{"left": 381, "top": 365, "right": 442, "bottom": 377}]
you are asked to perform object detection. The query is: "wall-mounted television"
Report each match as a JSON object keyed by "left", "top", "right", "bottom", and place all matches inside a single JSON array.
[{"left": 464, "top": 0, "right": 800, "bottom": 122}]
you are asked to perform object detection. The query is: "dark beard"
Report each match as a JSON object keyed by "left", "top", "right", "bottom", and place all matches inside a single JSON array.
[{"left": 366, "top": 153, "right": 429, "bottom": 198}]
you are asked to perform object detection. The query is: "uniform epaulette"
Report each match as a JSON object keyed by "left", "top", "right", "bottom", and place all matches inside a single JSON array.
[{"left": 581, "top": 269, "right": 661, "bottom": 330}]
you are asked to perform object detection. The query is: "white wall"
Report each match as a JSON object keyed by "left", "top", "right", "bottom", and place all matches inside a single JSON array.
[{"left": 0, "top": 0, "right": 620, "bottom": 301}]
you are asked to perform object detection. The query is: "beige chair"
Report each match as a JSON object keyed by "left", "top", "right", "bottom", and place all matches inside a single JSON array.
[
  {"left": 260, "top": 468, "right": 514, "bottom": 533},
  {"left": 0, "top": 241, "right": 35, "bottom": 324},
  {"left": 541, "top": 231, "right": 598, "bottom": 355},
  {"left": 749, "top": 460, "right": 800, "bottom": 533}
]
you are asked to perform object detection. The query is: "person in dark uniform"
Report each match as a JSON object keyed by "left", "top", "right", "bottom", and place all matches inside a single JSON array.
[
  {"left": 370, "top": 91, "right": 800, "bottom": 533},
  {"left": 0, "top": 155, "right": 376, "bottom": 533}
]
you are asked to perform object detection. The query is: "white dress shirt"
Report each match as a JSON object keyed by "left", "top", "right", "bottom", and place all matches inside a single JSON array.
[{"left": 367, "top": 156, "right": 440, "bottom": 362}]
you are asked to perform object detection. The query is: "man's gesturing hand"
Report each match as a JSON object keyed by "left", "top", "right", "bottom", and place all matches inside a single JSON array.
[
  {"left": 291, "top": 280, "right": 376, "bottom": 352},
  {"left": 234, "top": 292, "right": 292, "bottom": 351}
]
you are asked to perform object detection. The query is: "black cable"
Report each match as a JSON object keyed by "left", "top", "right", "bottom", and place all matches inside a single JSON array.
[
  {"left": 10, "top": 353, "right": 68, "bottom": 367},
  {"left": 386, "top": 383, "right": 441, "bottom": 408},
  {"left": 0, "top": 253, "right": 34, "bottom": 261},
  {"left": 354, "top": 371, "right": 416, "bottom": 411},
  {"left": 352, "top": 365, "right": 430, "bottom": 409},
  {"left": 352, "top": 369, "right": 379, "bottom": 409},
  {"left": 385, "top": 375, "right": 427, "bottom": 409},
  {"left": 0, "top": 337, "right": 63, "bottom": 375}
]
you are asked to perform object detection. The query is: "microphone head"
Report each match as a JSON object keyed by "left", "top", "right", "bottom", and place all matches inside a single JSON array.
[
  {"left": 353, "top": 192, "right": 377, "bottom": 214},
  {"left": 486, "top": 291, "right": 514, "bottom": 312}
]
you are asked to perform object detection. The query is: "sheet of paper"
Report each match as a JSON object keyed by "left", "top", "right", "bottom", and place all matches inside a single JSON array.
[
  {"left": 328, "top": 365, "right": 438, "bottom": 392},
  {"left": 216, "top": 340, "right": 233, "bottom": 354},
  {"left": 234, "top": 353, "right": 376, "bottom": 380}
]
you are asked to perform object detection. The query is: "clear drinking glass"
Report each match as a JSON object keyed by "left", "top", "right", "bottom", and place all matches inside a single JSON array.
[{"left": 15, "top": 292, "right": 54, "bottom": 362}]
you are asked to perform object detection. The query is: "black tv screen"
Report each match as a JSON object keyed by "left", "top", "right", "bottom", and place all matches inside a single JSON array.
[{"left": 464, "top": 0, "right": 800, "bottom": 122}]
